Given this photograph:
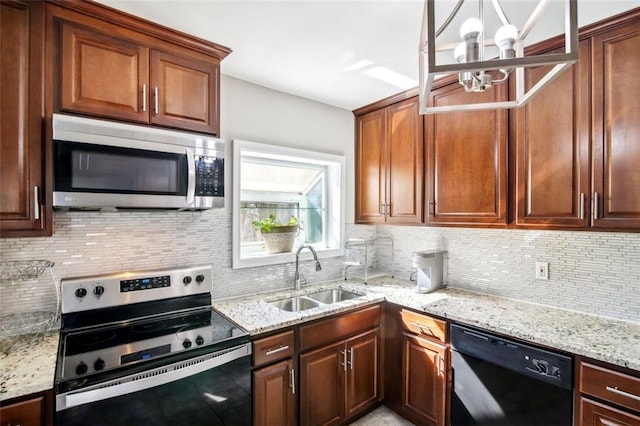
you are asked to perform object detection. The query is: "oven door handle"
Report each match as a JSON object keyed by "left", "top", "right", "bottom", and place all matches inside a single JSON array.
[{"left": 57, "top": 343, "right": 250, "bottom": 411}]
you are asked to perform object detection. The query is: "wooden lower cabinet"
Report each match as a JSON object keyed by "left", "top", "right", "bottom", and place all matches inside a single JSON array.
[
  {"left": 0, "top": 394, "right": 47, "bottom": 426},
  {"left": 383, "top": 304, "right": 449, "bottom": 426},
  {"left": 579, "top": 398, "right": 640, "bottom": 426},
  {"left": 299, "top": 328, "right": 379, "bottom": 426},
  {"left": 253, "top": 359, "right": 296, "bottom": 426},
  {"left": 403, "top": 334, "right": 447, "bottom": 425}
]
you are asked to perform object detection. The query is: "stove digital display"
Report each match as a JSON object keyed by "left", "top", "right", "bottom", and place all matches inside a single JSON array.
[
  {"left": 121, "top": 344, "right": 171, "bottom": 365},
  {"left": 120, "top": 275, "right": 171, "bottom": 292}
]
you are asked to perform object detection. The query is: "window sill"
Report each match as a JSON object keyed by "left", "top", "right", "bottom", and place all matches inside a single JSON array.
[{"left": 233, "top": 247, "right": 342, "bottom": 269}]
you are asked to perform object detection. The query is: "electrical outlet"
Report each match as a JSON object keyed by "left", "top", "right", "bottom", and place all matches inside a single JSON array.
[{"left": 536, "top": 262, "right": 549, "bottom": 280}]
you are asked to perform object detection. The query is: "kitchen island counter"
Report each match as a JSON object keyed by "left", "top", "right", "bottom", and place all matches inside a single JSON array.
[{"left": 214, "top": 276, "right": 640, "bottom": 371}]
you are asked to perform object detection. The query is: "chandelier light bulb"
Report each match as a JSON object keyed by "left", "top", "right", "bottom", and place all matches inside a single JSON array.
[
  {"left": 454, "top": 42, "right": 467, "bottom": 63},
  {"left": 494, "top": 24, "right": 518, "bottom": 59},
  {"left": 460, "top": 18, "right": 483, "bottom": 41}
]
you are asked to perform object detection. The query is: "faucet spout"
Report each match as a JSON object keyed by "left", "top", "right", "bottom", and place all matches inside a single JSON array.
[{"left": 294, "top": 244, "right": 322, "bottom": 290}]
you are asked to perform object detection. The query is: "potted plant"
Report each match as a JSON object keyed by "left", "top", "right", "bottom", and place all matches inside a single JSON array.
[{"left": 252, "top": 213, "right": 299, "bottom": 253}]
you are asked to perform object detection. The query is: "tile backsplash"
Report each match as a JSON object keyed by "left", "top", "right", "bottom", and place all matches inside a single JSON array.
[{"left": 1, "top": 211, "right": 638, "bottom": 323}]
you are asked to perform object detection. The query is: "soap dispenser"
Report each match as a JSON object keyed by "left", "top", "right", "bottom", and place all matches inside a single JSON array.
[{"left": 412, "top": 250, "right": 445, "bottom": 293}]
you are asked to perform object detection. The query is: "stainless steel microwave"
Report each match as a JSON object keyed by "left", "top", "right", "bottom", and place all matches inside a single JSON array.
[{"left": 53, "top": 114, "right": 224, "bottom": 211}]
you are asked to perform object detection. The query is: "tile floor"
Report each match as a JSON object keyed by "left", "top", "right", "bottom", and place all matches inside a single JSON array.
[{"left": 348, "top": 405, "right": 415, "bottom": 426}]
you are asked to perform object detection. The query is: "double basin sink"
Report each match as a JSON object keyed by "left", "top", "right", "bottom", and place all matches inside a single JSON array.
[{"left": 268, "top": 289, "right": 362, "bottom": 312}]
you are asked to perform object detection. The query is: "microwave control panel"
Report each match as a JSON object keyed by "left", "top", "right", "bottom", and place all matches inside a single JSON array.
[{"left": 195, "top": 156, "right": 224, "bottom": 197}]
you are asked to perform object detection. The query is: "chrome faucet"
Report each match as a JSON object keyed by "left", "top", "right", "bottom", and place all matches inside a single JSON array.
[{"left": 295, "top": 244, "right": 322, "bottom": 290}]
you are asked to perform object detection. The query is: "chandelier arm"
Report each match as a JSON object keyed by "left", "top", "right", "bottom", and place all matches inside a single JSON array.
[
  {"left": 518, "top": 0, "right": 551, "bottom": 41},
  {"left": 435, "top": 0, "right": 466, "bottom": 38},
  {"left": 490, "top": 0, "right": 511, "bottom": 26}
]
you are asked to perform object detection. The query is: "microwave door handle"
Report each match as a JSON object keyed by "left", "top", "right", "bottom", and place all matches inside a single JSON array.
[{"left": 186, "top": 148, "right": 196, "bottom": 205}]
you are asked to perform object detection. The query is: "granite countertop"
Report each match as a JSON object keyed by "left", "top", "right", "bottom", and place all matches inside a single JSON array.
[
  {"left": 213, "top": 276, "right": 640, "bottom": 371},
  {"left": 1, "top": 332, "right": 59, "bottom": 402}
]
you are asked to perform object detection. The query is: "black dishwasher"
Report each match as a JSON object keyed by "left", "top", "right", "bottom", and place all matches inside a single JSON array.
[{"left": 450, "top": 324, "right": 573, "bottom": 426}]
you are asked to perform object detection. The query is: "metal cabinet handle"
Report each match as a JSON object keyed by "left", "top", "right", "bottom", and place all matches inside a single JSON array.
[
  {"left": 410, "top": 322, "right": 435, "bottom": 337},
  {"left": 142, "top": 84, "right": 147, "bottom": 112},
  {"left": 579, "top": 192, "right": 585, "bottom": 220},
  {"left": 154, "top": 86, "right": 159, "bottom": 114},
  {"left": 265, "top": 345, "right": 289, "bottom": 356},
  {"left": 289, "top": 368, "right": 296, "bottom": 395},
  {"left": 593, "top": 191, "right": 600, "bottom": 220},
  {"left": 606, "top": 386, "right": 640, "bottom": 402},
  {"left": 33, "top": 186, "right": 40, "bottom": 220},
  {"left": 347, "top": 348, "right": 354, "bottom": 370},
  {"left": 437, "top": 355, "right": 445, "bottom": 376},
  {"left": 340, "top": 350, "right": 347, "bottom": 371}
]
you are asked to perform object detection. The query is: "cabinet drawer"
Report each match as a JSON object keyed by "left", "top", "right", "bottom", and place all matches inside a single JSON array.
[
  {"left": 253, "top": 330, "right": 295, "bottom": 368},
  {"left": 579, "top": 361, "right": 640, "bottom": 413},
  {"left": 300, "top": 304, "right": 380, "bottom": 352},
  {"left": 579, "top": 397, "right": 640, "bottom": 426},
  {"left": 400, "top": 309, "right": 446, "bottom": 343}
]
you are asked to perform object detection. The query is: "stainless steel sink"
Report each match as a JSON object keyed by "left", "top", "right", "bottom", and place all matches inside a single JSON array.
[
  {"left": 268, "top": 296, "right": 321, "bottom": 312},
  {"left": 306, "top": 289, "right": 362, "bottom": 304}
]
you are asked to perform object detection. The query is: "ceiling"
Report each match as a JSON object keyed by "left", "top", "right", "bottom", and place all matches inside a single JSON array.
[{"left": 96, "top": 0, "right": 638, "bottom": 111}]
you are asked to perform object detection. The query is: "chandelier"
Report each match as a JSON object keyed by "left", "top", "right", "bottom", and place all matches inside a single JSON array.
[{"left": 418, "top": 0, "right": 578, "bottom": 114}]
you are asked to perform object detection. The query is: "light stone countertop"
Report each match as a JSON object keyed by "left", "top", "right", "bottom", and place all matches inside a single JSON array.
[
  {"left": 1, "top": 332, "right": 59, "bottom": 402},
  {"left": 213, "top": 276, "right": 640, "bottom": 371}
]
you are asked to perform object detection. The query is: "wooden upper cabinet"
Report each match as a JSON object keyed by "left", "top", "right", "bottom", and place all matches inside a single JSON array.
[
  {"left": 355, "top": 97, "right": 423, "bottom": 224},
  {"left": 514, "top": 40, "right": 591, "bottom": 228},
  {"left": 592, "top": 17, "right": 640, "bottom": 229},
  {"left": 0, "top": 0, "right": 50, "bottom": 237},
  {"left": 60, "top": 21, "right": 149, "bottom": 123},
  {"left": 425, "top": 83, "right": 508, "bottom": 226},
  {"left": 55, "top": 7, "right": 225, "bottom": 135},
  {"left": 150, "top": 50, "right": 219, "bottom": 134}
]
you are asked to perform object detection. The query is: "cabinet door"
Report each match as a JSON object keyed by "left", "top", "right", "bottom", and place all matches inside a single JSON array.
[
  {"left": 253, "top": 359, "right": 296, "bottom": 426},
  {"left": 355, "top": 108, "right": 387, "bottom": 223},
  {"left": 300, "top": 341, "right": 344, "bottom": 426},
  {"left": 514, "top": 41, "right": 591, "bottom": 228},
  {"left": 592, "top": 18, "right": 640, "bottom": 229},
  {"left": 345, "top": 329, "right": 379, "bottom": 418},
  {"left": 0, "top": 396, "right": 44, "bottom": 426},
  {"left": 386, "top": 97, "right": 424, "bottom": 224},
  {"left": 579, "top": 397, "right": 640, "bottom": 426},
  {"left": 426, "top": 83, "right": 508, "bottom": 225},
  {"left": 150, "top": 50, "right": 220, "bottom": 135},
  {"left": 0, "top": 0, "right": 49, "bottom": 237},
  {"left": 403, "top": 334, "right": 447, "bottom": 426},
  {"left": 60, "top": 21, "right": 149, "bottom": 123}
]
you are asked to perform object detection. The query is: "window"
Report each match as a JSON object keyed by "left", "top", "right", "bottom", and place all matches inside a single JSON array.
[{"left": 232, "top": 140, "right": 345, "bottom": 269}]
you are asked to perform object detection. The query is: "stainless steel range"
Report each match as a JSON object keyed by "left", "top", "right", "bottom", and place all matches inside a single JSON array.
[{"left": 54, "top": 265, "right": 251, "bottom": 426}]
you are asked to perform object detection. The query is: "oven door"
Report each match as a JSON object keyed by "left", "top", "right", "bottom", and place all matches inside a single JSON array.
[{"left": 56, "top": 343, "right": 251, "bottom": 426}]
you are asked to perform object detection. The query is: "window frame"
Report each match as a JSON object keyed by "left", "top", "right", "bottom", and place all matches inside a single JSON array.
[{"left": 232, "top": 139, "right": 345, "bottom": 269}]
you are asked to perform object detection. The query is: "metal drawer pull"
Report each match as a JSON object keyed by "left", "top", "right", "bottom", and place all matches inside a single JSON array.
[
  {"left": 438, "top": 355, "right": 444, "bottom": 376},
  {"left": 289, "top": 368, "right": 296, "bottom": 395},
  {"left": 33, "top": 186, "right": 40, "bottom": 220},
  {"left": 606, "top": 386, "right": 640, "bottom": 402},
  {"left": 579, "top": 192, "right": 585, "bottom": 220},
  {"left": 340, "top": 350, "right": 347, "bottom": 371},
  {"left": 265, "top": 345, "right": 290, "bottom": 356},
  {"left": 142, "top": 84, "right": 147, "bottom": 112},
  {"left": 410, "top": 322, "right": 435, "bottom": 336},
  {"left": 593, "top": 191, "right": 600, "bottom": 220},
  {"left": 347, "top": 348, "right": 354, "bottom": 370}
]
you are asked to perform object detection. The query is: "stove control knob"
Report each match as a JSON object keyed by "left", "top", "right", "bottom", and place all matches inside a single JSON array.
[
  {"left": 195, "top": 274, "right": 205, "bottom": 283},
  {"left": 75, "top": 288, "right": 87, "bottom": 298},
  {"left": 94, "top": 358, "right": 105, "bottom": 371},
  {"left": 195, "top": 335, "right": 204, "bottom": 346},
  {"left": 183, "top": 276, "right": 192, "bottom": 285},
  {"left": 76, "top": 362, "right": 88, "bottom": 375},
  {"left": 183, "top": 339, "right": 192, "bottom": 349},
  {"left": 94, "top": 286, "right": 105, "bottom": 296}
]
